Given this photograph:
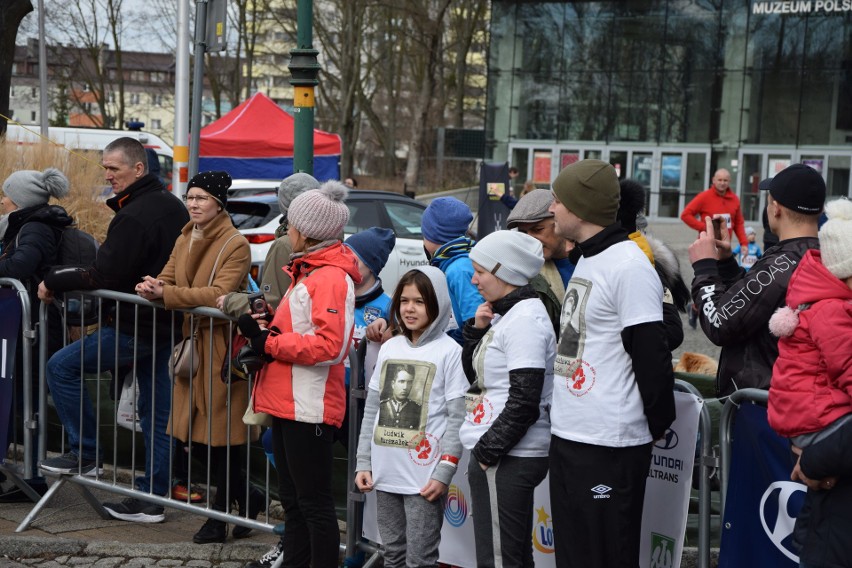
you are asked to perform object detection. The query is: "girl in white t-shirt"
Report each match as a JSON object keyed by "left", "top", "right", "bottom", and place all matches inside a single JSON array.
[
  {"left": 355, "top": 266, "right": 467, "bottom": 568},
  {"left": 462, "top": 230, "right": 555, "bottom": 567}
]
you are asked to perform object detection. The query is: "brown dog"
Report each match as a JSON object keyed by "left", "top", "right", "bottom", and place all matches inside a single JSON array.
[{"left": 674, "top": 352, "right": 718, "bottom": 376}]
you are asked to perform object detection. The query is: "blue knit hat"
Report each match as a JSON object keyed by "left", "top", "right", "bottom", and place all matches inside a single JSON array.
[
  {"left": 345, "top": 227, "right": 396, "bottom": 278},
  {"left": 421, "top": 197, "right": 472, "bottom": 244}
]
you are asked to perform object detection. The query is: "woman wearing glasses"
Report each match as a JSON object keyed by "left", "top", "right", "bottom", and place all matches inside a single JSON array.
[{"left": 136, "top": 171, "right": 261, "bottom": 544}]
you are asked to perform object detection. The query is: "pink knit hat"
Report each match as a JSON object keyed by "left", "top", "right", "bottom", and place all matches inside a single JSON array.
[{"left": 287, "top": 180, "right": 350, "bottom": 240}]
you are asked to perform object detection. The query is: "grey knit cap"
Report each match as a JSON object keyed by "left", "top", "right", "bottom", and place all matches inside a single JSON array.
[
  {"left": 287, "top": 180, "right": 350, "bottom": 240},
  {"left": 470, "top": 230, "right": 544, "bottom": 286},
  {"left": 278, "top": 172, "right": 320, "bottom": 215},
  {"left": 3, "top": 168, "right": 70, "bottom": 208},
  {"left": 506, "top": 189, "right": 555, "bottom": 229}
]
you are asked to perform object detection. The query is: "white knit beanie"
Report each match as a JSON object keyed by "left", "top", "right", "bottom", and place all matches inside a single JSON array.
[
  {"left": 287, "top": 180, "right": 350, "bottom": 240},
  {"left": 820, "top": 197, "right": 852, "bottom": 280},
  {"left": 2, "top": 168, "right": 70, "bottom": 208},
  {"left": 469, "top": 230, "right": 544, "bottom": 286}
]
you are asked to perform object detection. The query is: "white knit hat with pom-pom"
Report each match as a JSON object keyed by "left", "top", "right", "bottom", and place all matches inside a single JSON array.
[
  {"left": 286, "top": 180, "right": 350, "bottom": 241},
  {"left": 820, "top": 197, "right": 852, "bottom": 281},
  {"left": 2, "top": 168, "right": 70, "bottom": 209}
]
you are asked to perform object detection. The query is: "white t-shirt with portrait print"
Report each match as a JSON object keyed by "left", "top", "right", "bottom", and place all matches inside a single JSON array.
[
  {"left": 551, "top": 240, "right": 663, "bottom": 448},
  {"left": 459, "top": 298, "right": 556, "bottom": 458},
  {"left": 365, "top": 333, "right": 468, "bottom": 494}
]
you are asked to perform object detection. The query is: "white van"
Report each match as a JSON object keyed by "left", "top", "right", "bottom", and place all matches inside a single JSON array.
[{"left": 3, "top": 124, "right": 174, "bottom": 184}]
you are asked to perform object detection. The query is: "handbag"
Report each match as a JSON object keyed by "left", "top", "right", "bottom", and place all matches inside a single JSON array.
[
  {"left": 170, "top": 233, "right": 242, "bottom": 380},
  {"left": 243, "top": 393, "right": 272, "bottom": 426},
  {"left": 171, "top": 328, "right": 199, "bottom": 379},
  {"left": 221, "top": 332, "right": 251, "bottom": 383}
]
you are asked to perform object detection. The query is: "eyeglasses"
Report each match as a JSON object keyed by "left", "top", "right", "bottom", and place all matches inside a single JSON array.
[{"left": 182, "top": 194, "right": 210, "bottom": 203}]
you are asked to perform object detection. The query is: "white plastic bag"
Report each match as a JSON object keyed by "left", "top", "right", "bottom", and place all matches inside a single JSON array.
[{"left": 116, "top": 371, "right": 142, "bottom": 432}]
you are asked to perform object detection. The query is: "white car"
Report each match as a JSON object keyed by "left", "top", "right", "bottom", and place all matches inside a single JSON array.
[{"left": 227, "top": 185, "right": 429, "bottom": 291}]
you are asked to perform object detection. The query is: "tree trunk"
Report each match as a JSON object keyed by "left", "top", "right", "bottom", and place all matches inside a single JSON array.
[
  {"left": 403, "top": 0, "right": 451, "bottom": 192},
  {"left": 0, "top": 0, "right": 35, "bottom": 135}
]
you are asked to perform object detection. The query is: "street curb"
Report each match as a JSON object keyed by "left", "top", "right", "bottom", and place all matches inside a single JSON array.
[{"left": 0, "top": 535, "right": 272, "bottom": 562}]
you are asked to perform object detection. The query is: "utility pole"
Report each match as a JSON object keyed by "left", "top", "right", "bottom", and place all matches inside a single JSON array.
[
  {"left": 173, "top": 0, "right": 191, "bottom": 197},
  {"left": 188, "top": 0, "right": 209, "bottom": 179},
  {"left": 288, "top": 0, "right": 320, "bottom": 175}
]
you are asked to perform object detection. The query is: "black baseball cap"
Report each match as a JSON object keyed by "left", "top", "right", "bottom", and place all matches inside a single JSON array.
[{"left": 758, "top": 163, "right": 825, "bottom": 214}]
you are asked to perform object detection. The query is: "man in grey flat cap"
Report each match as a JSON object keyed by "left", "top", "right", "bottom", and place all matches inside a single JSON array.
[{"left": 506, "top": 189, "right": 576, "bottom": 334}]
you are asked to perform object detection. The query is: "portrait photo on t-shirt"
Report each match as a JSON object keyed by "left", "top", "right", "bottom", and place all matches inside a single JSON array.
[
  {"left": 374, "top": 359, "right": 436, "bottom": 444},
  {"left": 557, "top": 279, "right": 591, "bottom": 364}
]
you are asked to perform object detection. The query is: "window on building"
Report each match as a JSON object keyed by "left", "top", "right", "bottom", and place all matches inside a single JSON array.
[
  {"left": 32, "top": 87, "right": 38, "bottom": 98},
  {"left": 130, "top": 93, "right": 140, "bottom": 105},
  {"left": 31, "top": 111, "right": 37, "bottom": 122},
  {"left": 9, "top": 86, "right": 14, "bottom": 97},
  {"left": 151, "top": 118, "right": 161, "bottom": 129},
  {"left": 108, "top": 92, "right": 116, "bottom": 103},
  {"left": 152, "top": 94, "right": 163, "bottom": 106}
]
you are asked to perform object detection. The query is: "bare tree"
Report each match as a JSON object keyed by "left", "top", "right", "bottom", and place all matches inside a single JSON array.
[
  {"left": 46, "top": 0, "right": 128, "bottom": 128},
  {"left": 0, "top": 0, "right": 34, "bottom": 135},
  {"left": 403, "top": 0, "right": 452, "bottom": 191}
]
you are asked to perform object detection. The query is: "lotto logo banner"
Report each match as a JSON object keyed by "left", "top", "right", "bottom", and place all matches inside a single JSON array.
[
  {"left": 0, "top": 288, "right": 23, "bottom": 454},
  {"left": 718, "top": 403, "right": 803, "bottom": 568},
  {"left": 640, "top": 392, "right": 703, "bottom": 568}
]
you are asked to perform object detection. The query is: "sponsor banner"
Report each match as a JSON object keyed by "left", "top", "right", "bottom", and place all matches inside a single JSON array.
[
  {"left": 0, "top": 288, "right": 23, "bottom": 454},
  {"left": 640, "top": 392, "right": 703, "bottom": 568},
  {"left": 363, "top": 392, "right": 701, "bottom": 568},
  {"left": 719, "top": 403, "right": 803, "bottom": 567},
  {"left": 477, "top": 162, "right": 512, "bottom": 238}
]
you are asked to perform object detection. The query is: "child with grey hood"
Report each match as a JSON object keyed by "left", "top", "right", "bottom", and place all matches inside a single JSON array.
[{"left": 355, "top": 265, "right": 467, "bottom": 568}]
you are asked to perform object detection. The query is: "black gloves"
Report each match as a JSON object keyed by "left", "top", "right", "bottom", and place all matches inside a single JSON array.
[{"left": 238, "top": 313, "right": 270, "bottom": 356}]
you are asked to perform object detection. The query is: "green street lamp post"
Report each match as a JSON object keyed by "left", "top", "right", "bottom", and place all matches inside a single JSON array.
[{"left": 288, "top": 0, "right": 321, "bottom": 175}]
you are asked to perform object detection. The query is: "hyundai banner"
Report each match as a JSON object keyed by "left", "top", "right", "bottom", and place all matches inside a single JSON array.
[
  {"left": 363, "top": 392, "right": 701, "bottom": 567},
  {"left": 0, "top": 287, "right": 22, "bottom": 456},
  {"left": 719, "top": 403, "right": 803, "bottom": 567}
]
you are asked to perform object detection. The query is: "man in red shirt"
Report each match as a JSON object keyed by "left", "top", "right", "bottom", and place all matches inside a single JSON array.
[{"left": 681, "top": 169, "right": 748, "bottom": 248}]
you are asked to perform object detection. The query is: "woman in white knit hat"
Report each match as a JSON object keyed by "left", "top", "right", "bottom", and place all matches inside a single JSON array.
[
  {"left": 237, "top": 180, "right": 361, "bottom": 568},
  {"left": 460, "top": 229, "right": 556, "bottom": 566},
  {"left": 0, "top": 167, "right": 72, "bottom": 502}
]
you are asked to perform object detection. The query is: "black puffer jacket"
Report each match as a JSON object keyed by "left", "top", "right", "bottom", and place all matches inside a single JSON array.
[
  {"left": 0, "top": 204, "right": 73, "bottom": 319},
  {"left": 44, "top": 174, "right": 189, "bottom": 341},
  {"left": 795, "top": 418, "right": 852, "bottom": 568},
  {"left": 691, "top": 237, "right": 819, "bottom": 397}
]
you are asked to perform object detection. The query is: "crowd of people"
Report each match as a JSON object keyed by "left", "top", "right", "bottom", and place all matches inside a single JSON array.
[{"left": 1, "top": 140, "right": 849, "bottom": 568}]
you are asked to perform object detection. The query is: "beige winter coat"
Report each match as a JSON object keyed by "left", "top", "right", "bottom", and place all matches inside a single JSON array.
[{"left": 159, "top": 211, "right": 258, "bottom": 446}]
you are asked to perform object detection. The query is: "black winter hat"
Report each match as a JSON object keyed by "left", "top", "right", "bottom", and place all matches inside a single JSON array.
[{"left": 188, "top": 171, "right": 232, "bottom": 207}]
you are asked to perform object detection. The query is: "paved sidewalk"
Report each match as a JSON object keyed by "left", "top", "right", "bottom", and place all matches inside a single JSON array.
[{"left": 0, "top": 474, "right": 286, "bottom": 567}]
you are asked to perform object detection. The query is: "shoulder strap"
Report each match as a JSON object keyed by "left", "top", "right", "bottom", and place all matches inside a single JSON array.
[{"left": 208, "top": 233, "right": 242, "bottom": 286}]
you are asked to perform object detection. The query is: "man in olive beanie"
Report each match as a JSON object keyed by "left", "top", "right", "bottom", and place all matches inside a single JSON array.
[{"left": 547, "top": 159, "right": 675, "bottom": 568}]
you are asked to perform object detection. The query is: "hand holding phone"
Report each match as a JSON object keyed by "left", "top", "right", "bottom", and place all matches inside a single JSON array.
[{"left": 712, "top": 217, "right": 724, "bottom": 241}]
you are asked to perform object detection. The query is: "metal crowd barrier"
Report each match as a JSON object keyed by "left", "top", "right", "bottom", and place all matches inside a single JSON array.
[
  {"left": 0, "top": 277, "right": 39, "bottom": 501},
  {"left": 718, "top": 387, "right": 769, "bottom": 522},
  {"left": 16, "top": 288, "right": 275, "bottom": 537}
]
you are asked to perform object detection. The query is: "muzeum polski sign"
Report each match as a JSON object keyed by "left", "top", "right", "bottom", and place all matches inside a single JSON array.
[{"left": 753, "top": 0, "right": 852, "bottom": 13}]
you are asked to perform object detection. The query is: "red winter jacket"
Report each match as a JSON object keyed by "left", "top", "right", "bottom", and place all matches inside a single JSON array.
[
  {"left": 253, "top": 242, "right": 360, "bottom": 428},
  {"left": 768, "top": 250, "right": 852, "bottom": 438},
  {"left": 680, "top": 187, "right": 748, "bottom": 248}
]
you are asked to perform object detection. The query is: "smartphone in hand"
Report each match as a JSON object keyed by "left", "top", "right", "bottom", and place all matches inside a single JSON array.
[{"left": 712, "top": 217, "right": 724, "bottom": 241}]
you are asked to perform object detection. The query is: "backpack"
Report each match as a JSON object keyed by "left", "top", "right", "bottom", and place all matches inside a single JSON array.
[
  {"left": 14, "top": 223, "right": 101, "bottom": 326},
  {"left": 56, "top": 226, "right": 99, "bottom": 267},
  {"left": 55, "top": 227, "right": 100, "bottom": 326}
]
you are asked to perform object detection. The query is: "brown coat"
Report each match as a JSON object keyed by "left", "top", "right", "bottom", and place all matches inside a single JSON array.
[{"left": 158, "top": 211, "right": 257, "bottom": 446}]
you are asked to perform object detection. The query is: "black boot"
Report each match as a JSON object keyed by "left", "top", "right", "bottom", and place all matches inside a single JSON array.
[
  {"left": 193, "top": 517, "right": 227, "bottom": 544},
  {"left": 233, "top": 488, "right": 266, "bottom": 539}
]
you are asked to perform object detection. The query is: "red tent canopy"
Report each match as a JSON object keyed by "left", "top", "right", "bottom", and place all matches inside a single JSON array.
[{"left": 199, "top": 92, "right": 341, "bottom": 158}]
